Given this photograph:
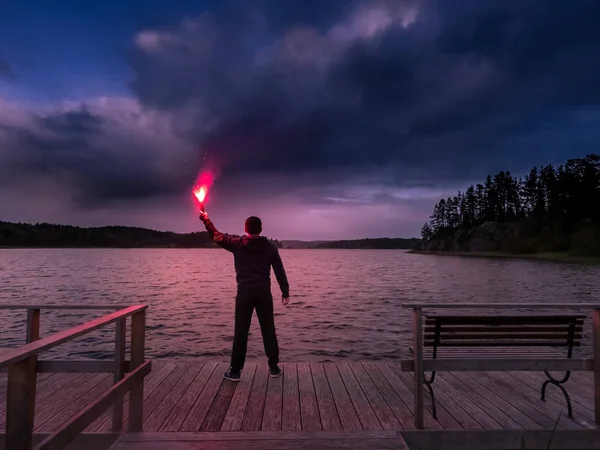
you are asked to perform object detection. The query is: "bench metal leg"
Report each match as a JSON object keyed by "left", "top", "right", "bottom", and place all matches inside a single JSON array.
[
  {"left": 541, "top": 370, "right": 573, "bottom": 417},
  {"left": 424, "top": 376, "right": 437, "bottom": 419}
]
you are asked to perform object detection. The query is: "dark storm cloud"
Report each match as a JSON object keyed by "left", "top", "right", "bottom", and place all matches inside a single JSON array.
[
  {"left": 0, "top": 107, "right": 195, "bottom": 205},
  {"left": 437, "top": 0, "right": 600, "bottom": 104},
  {"left": 129, "top": 0, "right": 600, "bottom": 191},
  {"left": 39, "top": 109, "right": 104, "bottom": 135},
  {"left": 3, "top": 0, "right": 600, "bottom": 207}
]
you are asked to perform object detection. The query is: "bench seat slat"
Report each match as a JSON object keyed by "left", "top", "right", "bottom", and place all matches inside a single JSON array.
[
  {"left": 410, "top": 346, "right": 569, "bottom": 359},
  {"left": 401, "top": 358, "right": 593, "bottom": 372}
]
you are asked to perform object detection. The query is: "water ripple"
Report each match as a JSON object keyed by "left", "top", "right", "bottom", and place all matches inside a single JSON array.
[{"left": 0, "top": 249, "right": 599, "bottom": 360}]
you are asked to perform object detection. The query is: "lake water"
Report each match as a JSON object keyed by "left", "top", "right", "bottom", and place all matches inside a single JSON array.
[{"left": 1, "top": 249, "right": 599, "bottom": 361}]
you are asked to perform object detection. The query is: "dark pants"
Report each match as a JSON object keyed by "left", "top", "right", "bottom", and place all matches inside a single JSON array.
[{"left": 231, "top": 286, "right": 279, "bottom": 372}]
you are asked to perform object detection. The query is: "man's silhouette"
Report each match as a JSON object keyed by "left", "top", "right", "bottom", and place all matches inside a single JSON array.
[{"left": 199, "top": 211, "right": 290, "bottom": 381}]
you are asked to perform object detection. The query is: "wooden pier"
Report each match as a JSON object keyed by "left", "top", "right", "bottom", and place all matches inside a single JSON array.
[
  {"left": 0, "top": 361, "right": 595, "bottom": 434},
  {"left": 1, "top": 304, "right": 600, "bottom": 449},
  {"left": 1, "top": 361, "right": 599, "bottom": 448}
]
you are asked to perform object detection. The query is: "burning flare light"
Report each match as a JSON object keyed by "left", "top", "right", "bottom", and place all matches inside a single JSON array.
[
  {"left": 193, "top": 167, "right": 215, "bottom": 212},
  {"left": 193, "top": 186, "right": 207, "bottom": 211}
]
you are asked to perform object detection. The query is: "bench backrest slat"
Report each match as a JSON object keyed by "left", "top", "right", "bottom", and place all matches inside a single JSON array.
[
  {"left": 424, "top": 333, "right": 582, "bottom": 341},
  {"left": 428, "top": 340, "right": 582, "bottom": 347},
  {"left": 425, "top": 326, "right": 583, "bottom": 333},
  {"left": 424, "top": 314, "right": 585, "bottom": 348},
  {"left": 425, "top": 315, "right": 585, "bottom": 325}
]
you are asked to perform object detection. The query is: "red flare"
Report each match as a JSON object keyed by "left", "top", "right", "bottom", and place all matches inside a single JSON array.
[
  {"left": 193, "top": 186, "right": 207, "bottom": 203},
  {"left": 193, "top": 167, "right": 215, "bottom": 211}
]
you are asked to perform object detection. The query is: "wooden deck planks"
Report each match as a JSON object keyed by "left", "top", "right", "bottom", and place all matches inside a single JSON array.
[
  {"left": 114, "top": 439, "right": 407, "bottom": 450},
  {"left": 220, "top": 362, "right": 257, "bottom": 431},
  {"left": 261, "top": 365, "right": 283, "bottom": 431},
  {"left": 449, "top": 371, "right": 531, "bottom": 429},
  {"left": 160, "top": 362, "right": 218, "bottom": 432},
  {"left": 323, "top": 363, "right": 362, "bottom": 430},
  {"left": 180, "top": 362, "right": 228, "bottom": 432},
  {"left": 349, "top": 362, "right": 401, "bottom": 430},
  {"left": 388, "top": 363, "right": 462, "bottom": 430},
  {"left": 501, "top": 371, "right": 596, "bottom": 426},
  {"left": 417, "top": 374, "right": 485, "bottom": 430},
  {"left": 296, "top": 362, "right": 321, "bottom": 431},
  {"left": 241, "top": 364, "right": 269, "bottom": 431},
  {"left": 376, "top": 362, "right": 441, "bottom": 430},
  {"left": 14, "top": 373, "right": 87, "bottom": 430},
  {"left": 94, "top": 360, "right": 180, "bottom": 432},
  {"left": 114, "top": 431, "right": 409, "bottom": 450},
  {"left": 516, "top": 370, "right": 596, "bottom": 413},
  {"left": 428, "top": 372, "right": 502, "bottom": 429},
  {"left": 144, "top": 363, "right": 203, "bottom": 431},
  {"left": 475, "top": 371, "right": 571, "bottom": 429},
  {"left": 363, "top": 362, "right": 415, "bottom": 429},
  {"left": 467, "top": 371, "right": 558, "bottom": 429},
  {"left": 461, "top": 371, "right": 553, "bottom": 429},
  {"left": 337, "top": 362, "right": 382, "bottom": 430},
  {"left": 0, "top": 372, "right": 69, "bottom": 426},
  {"left": 38, "top": 374, "right": 113, "bottom": 432},
  {"left": 34, "top": 373, "right": 106, "bottom": 431},
  {"left": 445, "top": 371, "right": 525, "bottom": 429},
  {"left": 201, "top": 373, "right": 237, "bottom": 431},
  {"left": 391, "top": 363, "right": 465, "bottom": 430},
  {"left": 85, "top": 360, "right": 172, "bottom": 432},
  {"left": 0, "top": 360, "right": 597, "bottom": 435},
  {"left": 310, "top": 362, "right": 342, "bottom": 431},
  {"left": 138, "top": 364, "right": 189, "bottom": 429},
  {"left": 281, "top": 363, "right": 302, "bottom": 431},
  {"left": 1, "top": 373, "right": 72, "bottom": 414}
]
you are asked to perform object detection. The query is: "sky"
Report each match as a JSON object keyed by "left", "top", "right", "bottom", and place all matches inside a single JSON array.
[{"left": 1, "top": 0, "right": 600, "bottom": 240}]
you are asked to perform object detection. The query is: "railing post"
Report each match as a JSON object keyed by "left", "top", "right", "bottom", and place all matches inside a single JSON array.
[
  {"left": 593, "top": 308, "right": 600, "bottom": 426},
  {"left": 5, "top": 356, "right": 37, "bottom": 450},
  {"left": 26, "top": 308, "right": 40, "bottom": 343},
  {"left": 112, "top": 318, "right": 126, "bottom": 431},
  {"left": 128, "top": 309, "right": 146, "bottom": 432},
  {"left": 6, "top": 308, "right": 41, "bottom": 449},
  {"left": 413, "top": 306, "right": 424, "bottom": 429}
]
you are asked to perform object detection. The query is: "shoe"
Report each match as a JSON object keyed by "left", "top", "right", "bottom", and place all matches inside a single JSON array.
[
  {"left": 269, "top": 365, "right": 282, "bottom": 378},
  {"left": 224, "top": 368, "right": 241, "bottom": 382}
]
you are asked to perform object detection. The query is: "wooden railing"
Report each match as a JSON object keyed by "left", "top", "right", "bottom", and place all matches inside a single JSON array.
[
  {"left": 402, "top": 303, "right": 600, "bottom": 429},
  {"left": 0, "top": 305, "right": 152, "bottom": 450}
]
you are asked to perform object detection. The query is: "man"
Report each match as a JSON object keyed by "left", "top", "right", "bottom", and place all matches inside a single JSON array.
[{"left": 199, "top": 211, "right": 290, "bottom": 381}]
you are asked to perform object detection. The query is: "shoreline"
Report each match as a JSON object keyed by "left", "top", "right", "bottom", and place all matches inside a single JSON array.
[
  {"left": 0, "top": 245, "right": 219, "bottom": 249},
  {"left": 409, "top": 249, "right": 600, "bottom": 266},
  {"left": 0, "top": 245, "right": 412, "bottom": 250}
]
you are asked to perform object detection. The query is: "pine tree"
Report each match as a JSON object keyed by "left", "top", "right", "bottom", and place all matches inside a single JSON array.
[
  {"left": 421, "top": 223, "right": 433, "bottom": 240},
  {"left": 422, "top": 154, "right": 600, "bottom": 252}
]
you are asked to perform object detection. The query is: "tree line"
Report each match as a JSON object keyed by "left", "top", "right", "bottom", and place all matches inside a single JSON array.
[
  {"left": 316, "top": 237, "right": 419, "bottom": 249},
  {"left": 0, "top": 221, "right": 284, "bottom": 248},
  {"left": 420, "top": 154, "right": 600, "bottom": 254}
]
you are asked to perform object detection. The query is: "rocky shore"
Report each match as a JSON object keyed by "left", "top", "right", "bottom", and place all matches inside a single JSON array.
[{"left": 413, "top": 220, "right": 600, "bottom": 265}]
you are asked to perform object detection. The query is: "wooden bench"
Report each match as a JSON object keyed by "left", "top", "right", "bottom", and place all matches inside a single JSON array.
[
  {"left": 405, "top": 314, "right": 585, "bottom": 420},
  {"left": 400, "top": 304, "right": 600, "bottom": 429}
]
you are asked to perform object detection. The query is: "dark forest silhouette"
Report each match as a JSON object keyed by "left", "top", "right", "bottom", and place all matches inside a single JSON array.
[
  {"left": 317, "top": 238, "right": 419, "bottom": 249},
  {"left": 0, "top": 222, "right": 284, "bottom": 249},
  {"left": 420, "top": 154, "right": 600, "bottom": 256}
]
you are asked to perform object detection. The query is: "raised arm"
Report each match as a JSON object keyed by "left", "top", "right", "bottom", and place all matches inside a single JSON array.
[
  {"left": 271, "top": 245, "right": 290, "bottom": 302},
  {"left": 199, "top": 212, "right": 242, "bottom": 252}
]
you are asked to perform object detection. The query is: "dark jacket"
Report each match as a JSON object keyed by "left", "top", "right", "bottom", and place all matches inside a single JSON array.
[{"left": 201, "top": 218, "right": 290, "bottom": 297}]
